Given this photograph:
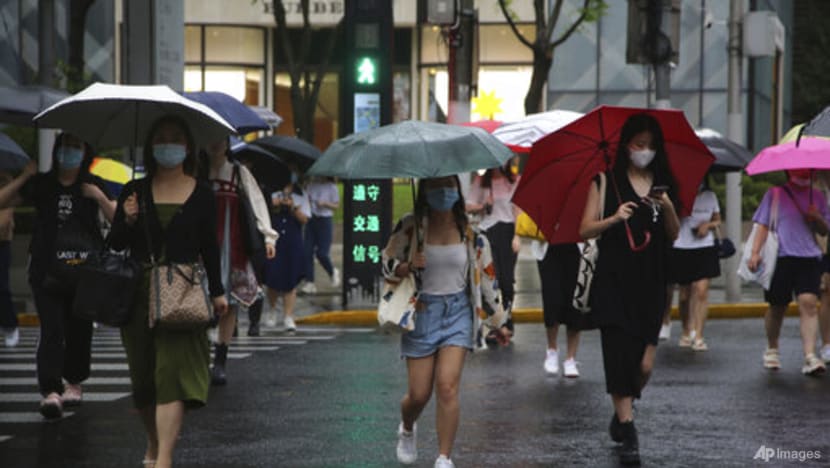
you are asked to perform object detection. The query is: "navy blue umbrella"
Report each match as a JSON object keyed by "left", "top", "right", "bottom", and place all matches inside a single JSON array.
[
  {"left": 250, "top": 135, "right": 321, "bottom": 172},
  {"left": 0, "top": 85, "right": 70, "bottom": 127},
  {"left": 0, "top": 133, "right": 30, "bottom": 171},
  {"left": 230, "top": 141, "right": 291, "bottom": 193},
  {"left": 182, "top": 91, "right": 269, "bottom": 135}
]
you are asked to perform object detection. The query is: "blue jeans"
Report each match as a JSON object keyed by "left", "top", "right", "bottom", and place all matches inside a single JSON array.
[
  {"left": 304, "top": 216, "right": 334, "bottom": 281},
  {"left": 401, "top": 291, "right": 473, "bottom": 358}
]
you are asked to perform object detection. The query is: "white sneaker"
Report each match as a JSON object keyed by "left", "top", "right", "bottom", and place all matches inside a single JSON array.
[
  {"left": 658, "top": 323, "right": 671, "bottom": 341},
  {"left": 264, "top": 303, "right": 277, "bottom": 328},
  {"left": 284, "top": 315, "right": 297, "bottom": 332},
  {"left": 300, "top": 282, "right": 317, "bottom": 294},
  {"left": 3, "top": 327, "right": 19, "bottom": 348},
  {"left": 396, "top": 422, "right": 417, "bottom": 464},
  {"left": 802, "top": 353, "right": 827, "bottom": 376},
  {"left": 820, "top": 345, "right": 830, "bottom": 364},
  {"left": 434, "top": 455, "right": 455, "bottom": 468},
  {"left": 331, "top": 267, "right": 341, "bottom": 288},
  {"left": 543, "top": 348, "right": 559, "bottom": 375},
  {"left": 563, "top": 358, "right": 580, "bottom": 378}
]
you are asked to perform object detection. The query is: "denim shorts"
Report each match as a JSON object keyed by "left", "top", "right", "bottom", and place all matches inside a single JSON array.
[{"left": 401, "top": 291, "right": 474, "bottom": 359}]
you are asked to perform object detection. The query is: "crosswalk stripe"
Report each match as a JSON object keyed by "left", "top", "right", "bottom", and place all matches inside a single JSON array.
[
  {"left": 0, "top": 377, "right": 131, "bottom": 386},
  {"left": 0, "top": 393, "right": 130, "bottom": 403},
  {"left": 0, "top": 412, "right": 75, "bottom": 423},
  {"left": 1, "top": 363, "right": 129, "bottom": 371},
  {"left": 0, "top": 435, "right": 12, "bottom": 443}
]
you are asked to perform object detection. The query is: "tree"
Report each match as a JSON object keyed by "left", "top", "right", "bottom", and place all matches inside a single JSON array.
[
  {"left": 498, "top": 0, "right": 607, "bottom": 114},
  {"left": 66, "top": 0, "right": 97, "bottom": 91},
  {"left": 272, "top": 0, "right": 342, "bottom": 144}
]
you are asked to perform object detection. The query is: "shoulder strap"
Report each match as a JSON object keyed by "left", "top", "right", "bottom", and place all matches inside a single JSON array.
[
  {"left": 597, "top": 172, "right": 607, "bottom": 221},
  {"left": 770, "top": 187, "right": 780, "bottom": 231},
  {"left": 141, "top": 180, "right": 156, "bottom": 265}
]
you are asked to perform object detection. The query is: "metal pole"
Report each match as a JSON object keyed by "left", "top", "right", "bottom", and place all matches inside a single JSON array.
[
  {"left": 37, "top": 0, "right": 56, "bottom": 172},
  {"left": 724, "top": 0, "right": 744, "bottom": 302},
  {"left": 447, "top": 0, "right": 474, "bottom": 123}
]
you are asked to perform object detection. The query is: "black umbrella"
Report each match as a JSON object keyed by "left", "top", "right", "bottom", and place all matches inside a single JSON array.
[
  {"left": 230, "top": 142, "right": 291, "bottom": 194},
  {"left": 250, "top": 135, "right": 321, "bottom": 172},
  {"left": 0, "top": 85, "right": 70, "bottom": 127},
  {"left": 800, "top": 106, "right": 830, "bottom": 142},
  {"left": 695, "top": 128, "right": 753, "bottom": 172},
  {"left": 0, "top": 133, "right": 30, "bottom": 171}
]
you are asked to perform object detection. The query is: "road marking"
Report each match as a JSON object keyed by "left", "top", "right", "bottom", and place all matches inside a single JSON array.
[
  {"left": 0, "top": 435, "right": 12, "bottom": 443},
  {"left": 0, "top": 393, "right": 130, "bottom": 403},
  {"left": 1, "top": 363, "right": 129, "bottom": 371},
  {"left": 0, "top": 412, "right": 75, "bottom": 423},
  {"left": 0, "top": 377, "right": 131, "bottom": 386}
]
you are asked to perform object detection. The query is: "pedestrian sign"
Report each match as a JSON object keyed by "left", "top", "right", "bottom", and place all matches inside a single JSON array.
[{"left": 356, "top": 57, "right": 377, "bottom": 85}]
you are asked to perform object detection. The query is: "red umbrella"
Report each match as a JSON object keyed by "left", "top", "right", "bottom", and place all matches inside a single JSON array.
[{"left": 513, "top": 105, "right": 715, "bottom": 245}]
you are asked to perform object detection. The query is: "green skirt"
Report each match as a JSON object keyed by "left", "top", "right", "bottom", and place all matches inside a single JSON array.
[{"left": 120, "top": 271, "right": 210, "bottom": 409}]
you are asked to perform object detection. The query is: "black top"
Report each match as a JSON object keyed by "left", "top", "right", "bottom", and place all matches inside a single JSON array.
[
  {"left": 21, "top": 173, "right": 110, "bottom": 284},
  {"left": 588, "top": 172, "right": 670, "bottom": 344},
  {"left": 108, "top": 178, "right": 224, "bottom": 297}
]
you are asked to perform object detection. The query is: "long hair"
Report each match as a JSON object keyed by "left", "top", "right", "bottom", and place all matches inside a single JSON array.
[
  {"left": 49, "top": 132, "right": 95, "bottom": 179},
  {"left": 613, "top": 113, "right": 681, "bottom": 212},
  {"left": 480, "top": 162, "right": 516, "bottom": 189},
  {"left": 414, "top": 176, "right": 468, "bottom": 239},
  {"left": 142, "top": 115, "right": 197, "bottom": 178}
]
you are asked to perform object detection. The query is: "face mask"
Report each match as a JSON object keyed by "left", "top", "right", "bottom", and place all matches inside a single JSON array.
[
  {"left": 56, "top": 147, "right": 84, "bottom": 169},
  {"left": 790, "top": 176, "right": 811, "bottom": 187},
  {"left": 152, "top": 144, "right": 187, "bottom": 168},
  {"left": 426, "top": 187, "right": 459, "bottom": 212},
  {"left": 630, "top": 149, "right": 656, "bottom": 168}
]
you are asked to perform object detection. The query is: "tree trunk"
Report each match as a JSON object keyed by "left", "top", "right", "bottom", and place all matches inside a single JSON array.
[
  {"left": 67, "top": 0, "right": 95, "bottom": 91},
  {"left": 524, "top": 45, "right": 553, "bottom": 115}
]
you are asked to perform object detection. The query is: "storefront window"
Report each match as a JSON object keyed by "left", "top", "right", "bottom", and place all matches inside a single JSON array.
[
  {"left": 205, "top": 26, "right": 265, "bottom": 64},
  {"left": 274, "top": 72, "right": 340, "bottom": 149}
]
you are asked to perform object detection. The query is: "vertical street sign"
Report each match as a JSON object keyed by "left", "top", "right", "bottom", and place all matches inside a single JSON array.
[{"left": 341, "top": 0, "right": 394, "bottom": 308}]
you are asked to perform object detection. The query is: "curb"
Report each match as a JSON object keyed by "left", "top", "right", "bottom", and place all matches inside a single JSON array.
[{"left": 15, "top": 303, "right": 801, "bottom": 328}]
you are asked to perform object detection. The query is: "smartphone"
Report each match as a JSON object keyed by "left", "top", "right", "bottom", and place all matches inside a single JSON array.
[{"left": 649, "top": 185, "right": 669, "bottom": 197}]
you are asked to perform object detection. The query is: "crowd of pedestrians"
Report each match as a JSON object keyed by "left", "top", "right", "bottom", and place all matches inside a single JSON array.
[{"left": 4, "top": 107, "right": 830, "bottom": 468}]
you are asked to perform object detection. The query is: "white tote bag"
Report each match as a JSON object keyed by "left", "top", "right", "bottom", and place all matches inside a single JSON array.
[
  {"left": 573, "top": 173, "right": 606, "bottom": 313},
  {"left": 377, "top": 225, "right": 421, "bottom": 332},
  {"left": 737, "top": 189, "right": 780, "bottom": 290}
]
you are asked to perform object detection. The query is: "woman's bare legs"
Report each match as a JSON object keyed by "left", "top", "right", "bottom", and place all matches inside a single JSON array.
[{"left": 155, "top": 401, "right": 184, "bottom": 468}]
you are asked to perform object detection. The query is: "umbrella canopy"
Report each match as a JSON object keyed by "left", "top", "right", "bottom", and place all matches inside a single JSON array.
[
  {"left": 307, "top": 120, "right": 514, "bottom": 179},
  {"left": 460, "top": 120, "right": 503, "bottom": 134},
  {"left": 183, "top": 91, "right": 269, "bottom": 135},
  {"left": 231, "top": 142, "right": 291, "bottom": 192},
  {"left": 695, "top": 128, "right": 753, "bottom": 172},
  {"left": 0, "top": 133, "right": 30, "bottom": 171},
  {"left": 745, "top": 138, "right": 830, "bottom": 176},
  {"left": 89, "top": 157, "right": 144, "bottom": 197},
  {"left": 249, "top": 106, "right": 283, "bottom": 129},
  {"left": 250, "top": 135, "right": 322, "bottom": 172},
  {"left": 492, "top": 109, "right": 584, "bottom": 153},
  {"left": 514, "top": 105, "right": 715, "bottom": 245},
  {"left": 800, "top": 106, "right": 830, "bottom": 141},
  {"left": 34, "top": 82, "right": 236, "bottom": 148},
  {"left": 0, "top": 85, "right": 70, "bottom": 127}
]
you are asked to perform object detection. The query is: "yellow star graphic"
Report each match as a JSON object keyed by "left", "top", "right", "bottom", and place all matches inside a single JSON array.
[{"left": 472, "top": 90, "right": 504, "bottom": 120}]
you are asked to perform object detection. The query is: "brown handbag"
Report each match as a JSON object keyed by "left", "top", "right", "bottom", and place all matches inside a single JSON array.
[
  {"left": 148, "top": 262, "right": 212, "bottom": 329},
  {"left": 142, "top": 190, "right": 213, "bottom": 330}
]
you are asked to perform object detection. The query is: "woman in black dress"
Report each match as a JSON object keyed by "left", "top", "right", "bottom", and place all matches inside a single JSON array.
[{"left": 579, "top": 114, "right": 680, "bottom": 466}]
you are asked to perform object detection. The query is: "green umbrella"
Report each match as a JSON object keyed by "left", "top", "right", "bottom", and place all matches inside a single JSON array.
[{"left": 307, "top": 120, "right": 514, "bottom": 179}]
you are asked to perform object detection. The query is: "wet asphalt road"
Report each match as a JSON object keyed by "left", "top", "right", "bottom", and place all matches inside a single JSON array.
[{"left": 1, "top": 318, "right": 829, "bottom": 468}]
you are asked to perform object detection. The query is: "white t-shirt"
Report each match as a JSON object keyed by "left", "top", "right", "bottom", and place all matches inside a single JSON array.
[{"left": 674, "top": 190, "right": 720, "bottom": 249}]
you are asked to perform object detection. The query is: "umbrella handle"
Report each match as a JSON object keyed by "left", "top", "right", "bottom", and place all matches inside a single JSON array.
[{"left": 625, "top": 222, "right": 652, "bottom": 252}]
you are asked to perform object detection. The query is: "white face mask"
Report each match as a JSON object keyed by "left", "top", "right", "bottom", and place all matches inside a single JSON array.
[{"left": 630, "top": 149, "right": 656, "bottom": 168}]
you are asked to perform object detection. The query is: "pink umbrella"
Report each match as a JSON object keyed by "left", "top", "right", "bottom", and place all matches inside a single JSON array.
[{"left": 745, "top": 138, "right": 830, "bottom": 175}]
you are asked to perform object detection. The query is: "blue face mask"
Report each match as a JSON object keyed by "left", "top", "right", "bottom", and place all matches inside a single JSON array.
[
  {"left": 426, "top": 187, "right": 459, "bottom": 212},
  {"left": 152, "top": 144, "right": 187, "bottom": 168},
  {"left": 56, "top": 146, "right": 84, "bottom": 169}
]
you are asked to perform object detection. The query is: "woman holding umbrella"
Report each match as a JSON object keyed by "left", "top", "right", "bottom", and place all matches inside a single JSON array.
[
  {"left": 0, "top": 132, "right": 114, "bottom": 419},
  {"left": 203, "top": 136, "right": 277, "bottom": 385},
  {"left": 109, "top": 115, "right": 228, "bottom": 468},
  {"left": 579, "top": 114, "right": 680, "bottom": 466},
  {"left": 384, "top": 176, "right": 507, "bottom": 468}
]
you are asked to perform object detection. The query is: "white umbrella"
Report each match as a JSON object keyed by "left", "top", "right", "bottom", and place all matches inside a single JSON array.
[
  {"left": 34, "top": 82, "right": 236, "bottom": 148},
  {"left": 493, "top": 109, "right": 583, "bottom": 152}
]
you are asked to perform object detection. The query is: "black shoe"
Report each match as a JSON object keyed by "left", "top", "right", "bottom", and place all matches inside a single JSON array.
[
  {"left": 247, "top": 322, "right": 260, "bottom": 337},
  {"left": 609, "top": 413, "right": 624, "bottom": 443},
  {"left": 618, "top": 421, "right": 641, "bottom": 466},
  {"left": 247, "top": 300, "right": 263, "bottom": 337},
  {"left": 210, "top": 343, "right": 228, "bottom": 386}
]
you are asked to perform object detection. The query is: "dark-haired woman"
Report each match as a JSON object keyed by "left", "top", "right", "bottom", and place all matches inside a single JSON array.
[
  {"left": 0, "top": 132, "right": 114, "bottom": 419},
  {"left": 383, "top": 176, "right": 506, "bottom": 468},
  {"left": 466, "top": 156, "right": 521, "bottom": 341},
  {"left": 109, "top": 116, "right": 228, "bottom": 468},
  {"left": 579, "top": 114, "right": 680, "bottom": 466},
  {"left": 203, "top": 136, "right": 277, "bottom": 384}
]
